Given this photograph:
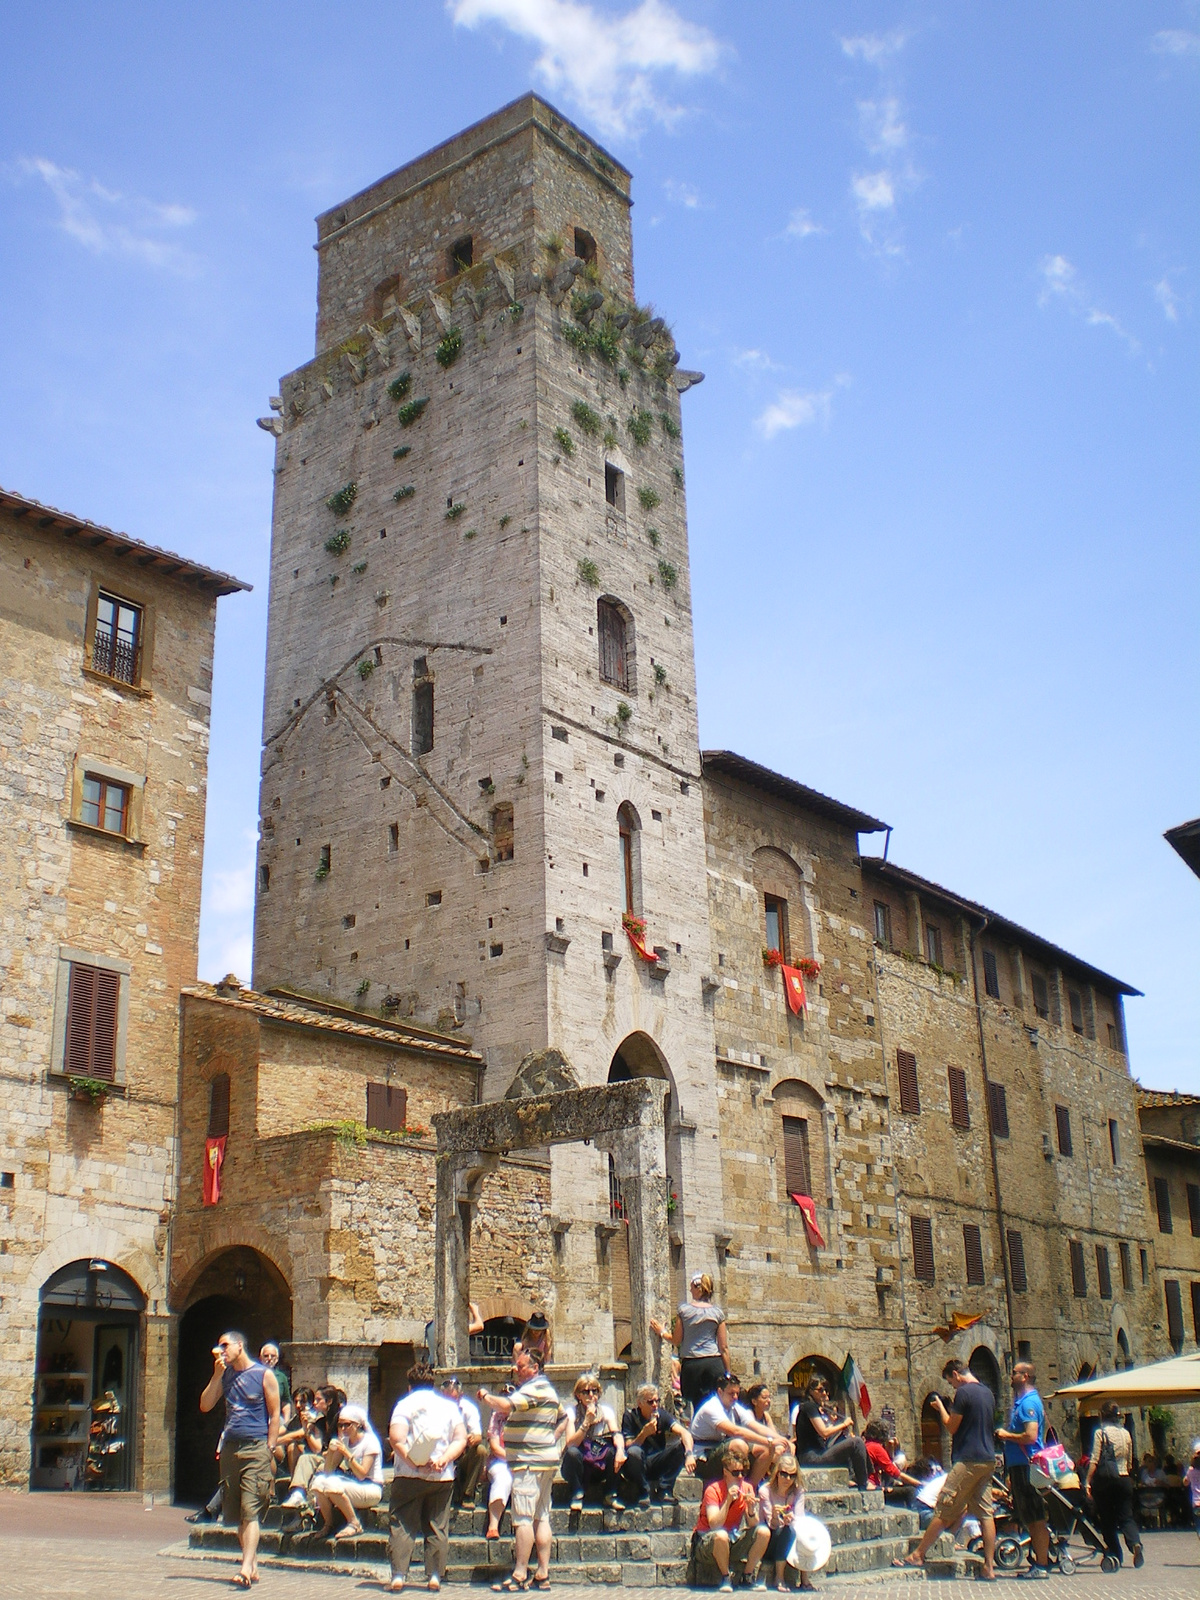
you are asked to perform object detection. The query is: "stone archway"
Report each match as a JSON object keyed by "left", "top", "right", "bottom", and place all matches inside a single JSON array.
[{"left": 969, "top": 1345, "right": 1002, "bottom": 1400}]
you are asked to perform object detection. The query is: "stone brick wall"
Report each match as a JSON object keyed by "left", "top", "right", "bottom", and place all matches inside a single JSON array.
[{"left": 0, "top": 506, "right": 222, "bottom": 1489}]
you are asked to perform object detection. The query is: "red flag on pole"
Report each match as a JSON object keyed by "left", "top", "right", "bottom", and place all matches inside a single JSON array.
[
  {"left": 781, "top": 964, "right": 807, "bottom": 1015},
  {"left": 203, "top": 1136, "right": 226, "bottom": 1206},
  {"left": 790, "top": 1192, "right": 826, "bottom": 1246}
]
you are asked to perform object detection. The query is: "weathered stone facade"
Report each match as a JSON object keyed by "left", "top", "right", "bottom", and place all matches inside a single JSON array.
[
  {"left": 1136, "top": 1089, "right": 1200, "bottom": 1454},
  {"left": 0, "top": 488, "right": 246, "bottom": 1490}
]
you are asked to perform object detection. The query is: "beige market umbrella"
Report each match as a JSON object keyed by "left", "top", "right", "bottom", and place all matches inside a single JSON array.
[{"left": 1054, "top": 1351, "right": 1200, "bottom": 1411}]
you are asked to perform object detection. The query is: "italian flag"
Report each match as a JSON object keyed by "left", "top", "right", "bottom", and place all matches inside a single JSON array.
[{"left": 841, "top": 1352, "right": 870, "bottom": 1418}]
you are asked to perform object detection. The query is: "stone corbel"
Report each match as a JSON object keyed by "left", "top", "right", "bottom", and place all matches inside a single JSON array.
[
  {"left": 595, "top": 1221, "right": 619, "bottom": 1262},
  {"left": 603, "top": 950, "right": 622, "bottom": 974},
  {"left": 364, "top": 321, "right": 392, "bottom": 365},
  {"left": 545, "top": 930, "right": 571, "bottom": 955},
  {"left": 256, "top": 416, "right": 283, "bottom": 435},
  {"left": 491, "top": 253, "right": 516, "bottom": 303},
  {"left": 700, "top": 974, "right": 720, "bottom": 998},
  {"left": 397, "top": 304, "right": 422, "bottom": 353},
  {"left": 430, "top": 293, "right": 455, "bottom": 333},
  {"left": 650, "top": 947, "right": 670, "bottom": 978}
]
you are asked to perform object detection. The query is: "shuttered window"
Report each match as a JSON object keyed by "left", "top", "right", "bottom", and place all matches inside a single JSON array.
[
  {"left": 963, "top": 1224, "right": 985, "bottom": 1286},
  {"left": 896, "top": 1050, "right": 920, "bottom": 1115},
  {"left": 597, "top": 600, "right": 629, "bottom": 690},
  {"left": 1119, "top": 1241, "right": 1133, "bottom": 1293},
  {"left": 781, "top": 1115, "right": 813, "bottom": 1197},
  {"left": 1153, "top": 1176, "right": 1173, "bottom": 1234},
  {"left": 366, "top": 1082, "right": 407, "bottom": 1133},
  {"left": 64, "top": 962, "right": 120, "bottom": 1082},
  {"left": 1055, "top": 1104, "right": 1073, "bottom": 1157},
  {"left": 1187, "top": 1183, "right": 1200, "bottom": 1237},
  {"left": 1191, "top": 1282, "right": 1200, "bottom": 1344},
  {"left": 982, "top": 949, "right": 1000, "bottom": 999},
  {"left": 948, "top": 1067, "right": 970, "bottom": 1130},
  {"left": 207, "top": 1073, "right": 230, "bottom": 1138},
  {"left": 1069, "top": 1240, "right": 1087, "bottom": 1298},
  {"left": 911, "top": 1216, "right": 935, "bottom": 1282},
  {"left": 1165, "top": 1280, "right": 1184, "bottom": 1351},
  {"left": 1095, "top": 1245, "right": 1112, "bottom": 1300},
  {"left": 987, "top": 1081, "right": 1010, "bottom": 1138},
  {"left": 1007, "top": 1229, "right": 1028, "bottom": 1293},
  {"left": 1031, "top": 972, "right": 1050, "bottom": 1019}
]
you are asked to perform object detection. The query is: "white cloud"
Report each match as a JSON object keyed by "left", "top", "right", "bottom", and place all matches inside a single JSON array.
[
  {"left": 840, "top": 30, "right": 907, "bottom": 65},
  {"left": 1154, "top": 276, "right": 1181, "bottom": 322},
  {"left": 851, "top": 171, "right": 895, "bottom": 212},
  {"left": 449, "top": 0, "right": 724, "bottom": 136},
  {"left": 1037, "top": 254, "right": 1140, "bottom": 353},
  {"left": 663, "top": 177, "right": 704, "bottom": 209},
  {"left": 199, "top": 829, "right": 257, "bottom": 984},
  {"left": 732, "top": 347, "right": 780, "bottom": 372},
  {"left": 755, "top": 378, "right": 851, "bottom": 440},
  {"left": 858, "top": 96, "right": 908, "bottom": 154},
  {"left": 1151, "top": 29, "right": 1200, "bottom": 57},
  {"left": 14, "top": 157, "right": 197, "bottom": 271},
  {"left": 785, "top": 208, "right": 827, "bottom": 238}
]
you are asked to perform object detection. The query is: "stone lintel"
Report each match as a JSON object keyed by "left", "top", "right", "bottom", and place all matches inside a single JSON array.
[{"left": 432, "top": 1079, "right": 666, "bottom": 1156}]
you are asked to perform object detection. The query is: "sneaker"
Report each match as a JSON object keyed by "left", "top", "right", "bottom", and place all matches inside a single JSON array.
[
  {"left": 1018, "top": 1565, "right": 1050, "bottom": 1581},
  {"left": 718, "top": 1578, "right": 733, "bottom": 1593},
  {"left": 569, "top": 1493, "right": 584, "bottom": 1512},
  {"left": 1132, "top": 1547, "right": 1144, "bottom": 1569},
  {"left": 282, "top": 1490, "right": 308, "bottom": 1509}
]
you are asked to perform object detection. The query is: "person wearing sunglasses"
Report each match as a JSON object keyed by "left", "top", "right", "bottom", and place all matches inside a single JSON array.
[
  {"left": 562, "top": 1372, "right": 625, "bottom": 1511},
  {"left": 758, "top": 1455, "right": 813, "bottom": 1591},
  {"left": 691, "top": 1441, "right": 770, "bottom": 1591}
]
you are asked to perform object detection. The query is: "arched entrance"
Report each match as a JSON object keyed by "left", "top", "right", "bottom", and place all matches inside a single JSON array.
[
  {"left": 787, "top": 1354, "right": 846, "bottom": 1422},
  {"left": 608, "top": 1035, "right": 677, "bottom": 1359},
  {"left": 968, "top": 1345, "right": 1002, "bottom": 1401},
  {"left": 173, "top": 1247, "right": 291, "bottom": 1504},
  {"left": 33, "top": 1260, "right": 145, "bottom": 1491}
]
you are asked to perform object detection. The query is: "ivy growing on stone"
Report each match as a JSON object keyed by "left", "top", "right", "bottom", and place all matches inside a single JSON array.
[
  {"left": 637, "top": 485, "right": 661, "bottom": 511},
  {"left": 627, "top": 409, "right": 654, "bottom": 447},
  {"left": 327, "top": 482, "right": 358, "bottom": 516},
  {"left": 572, "top": 400, "right": 601, "bottom": 435},
  {"left": 657, "top": 560, "right": 678, "bottom": 591},
  {"left": 324, "top": 530, "right": 351, "bottom": 556},
  {"left": 435, "top": 328, "right": 464, "bottom": 368},
  {"left": 577, "top": 557, "right": 600, "bottom": 588},
  {"left": 397, "top": 397, "right": 429, "bottom": 427},
  {"left": 387, "top": 371, "right": 412, "bottom": 402}
]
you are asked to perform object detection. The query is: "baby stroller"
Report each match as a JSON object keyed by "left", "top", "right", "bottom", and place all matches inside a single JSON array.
[{"left": 969, "top": 1468, "right": 1107, "bottom": 1575}]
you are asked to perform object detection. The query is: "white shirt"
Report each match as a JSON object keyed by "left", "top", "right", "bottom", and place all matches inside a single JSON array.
[
  {"left": 456, "top": 1394, "right": 482, "bottom": 1439},
  {"left": 692, "top": 1395, "right": 734, "bottom": 1446},
  {"left": 390, "top": 1389, "right": 465, "bottom": 1482}
]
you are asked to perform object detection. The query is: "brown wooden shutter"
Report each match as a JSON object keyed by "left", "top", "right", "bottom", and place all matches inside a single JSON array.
[
  {"left": 1095, "top": 1245, "right": 1112, "bottom": 1300},
  {"left": 597, "top": 601, "right": 628, "bottom": 690},
  {"left": 896, "top": 1050, "right": 920, "bottom": 1115},
  {"left": 207, "top": 1073, "right": 231, "bottom": 1138},
  {"left": 366, "top": 1082, "right": 407, "bottom": 1133},
  {"left": 1069, "top": 1240, "right": 1087, "bottom": 1298},
  {"left": 911, "top": 1216, "right": 935, "bottom": 1282},
  {"left": 1165, "top": 1280, "right": 1184, "bottom": 1350},
  {"left": 982, "top": 948, "right": 1000, "bottom": 999},
  {"left": 1007, "top": 1229, "right": 1028, "bottom": 1293},
  {"left": 963, "top": 1224, "right": 985, "bottom": 1285},
  {"left": 987, "top": 1082, "right": 1010, "bottom": 1138},
  {"left": 1055, "top": 1104, "right": 1073, "bottom": 1157},
  {"left": 1119, "top": 1241, "right": 1133, "bottom": 1292},
  {"left": 948, "top": 1067, "right": 970, "bottom": 1129},
  {"left": 1186, "top": 1182, "right": 1200, "bottom": 1237},
  {"left": 1153, "top": 1176, "right": 1173, "bottom": 1233},
  {"left": 781, "top": 1115, "right": 812, "bottom": 1197},
  {"left": 64, "top": 962, "right": 118, "bottom": 1082}
]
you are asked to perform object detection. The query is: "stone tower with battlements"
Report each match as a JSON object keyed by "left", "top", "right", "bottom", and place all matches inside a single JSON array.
[{"left": 254, "top": 96, "right": 721, "bottom": 1350}]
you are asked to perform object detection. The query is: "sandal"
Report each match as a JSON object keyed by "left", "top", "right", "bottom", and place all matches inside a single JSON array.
[
  {"left": 492, "top": 1579, "right": 530, "bottom": 1593},
  {"left": 334, "top": 1523, "right": 363, "bottom": 1541},
  {"left": 233, "top": 1578, "right": 253, "bottom": 1592},
  {"left": 531, "top": 1579, "right": 551, "bottom": 1592}
]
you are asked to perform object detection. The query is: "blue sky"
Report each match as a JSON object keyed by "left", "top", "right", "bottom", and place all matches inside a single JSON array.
[{"left": 2, "top": 3, "right": 1196, "bottom": 1091}]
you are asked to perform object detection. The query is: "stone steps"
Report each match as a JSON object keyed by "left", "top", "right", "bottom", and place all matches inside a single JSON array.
[{"left": 188, "top": 1468, "right": 924, "bottom": 1585}]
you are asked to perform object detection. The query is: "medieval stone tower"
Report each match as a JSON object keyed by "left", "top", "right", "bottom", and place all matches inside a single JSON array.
[{"left": 254, "top": 96, "right": 722, "bottom": 1348}]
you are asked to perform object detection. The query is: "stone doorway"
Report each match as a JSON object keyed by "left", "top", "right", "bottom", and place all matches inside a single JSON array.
[{"left": 173, "top": 1247, "right": 292, "bottom": 1504}]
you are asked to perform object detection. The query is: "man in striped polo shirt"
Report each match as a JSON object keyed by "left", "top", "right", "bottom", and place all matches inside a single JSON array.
[{"left": 479, "top": 1348, "right": 564, "bottom": 1590}]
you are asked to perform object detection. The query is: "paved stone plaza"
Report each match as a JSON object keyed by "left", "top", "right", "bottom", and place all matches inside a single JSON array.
[{"left": 1, "top": 1492, "right": 1198, "bottom": 1600}]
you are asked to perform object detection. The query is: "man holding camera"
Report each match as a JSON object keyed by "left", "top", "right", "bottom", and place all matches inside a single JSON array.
[{"left": 894, "top": 1358, "right": 996, "bottom": 1580}]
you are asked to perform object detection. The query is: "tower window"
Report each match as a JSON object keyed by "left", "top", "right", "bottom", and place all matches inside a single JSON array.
[
  {"left": 764, "top": 894, "right": 789, "bottom": 962},
  {"left": 605, "top": 462, "right": 625, "bottom": 511},
  {"left": 982, "top": 948, "right": 1000, "bottom": 999},
  {"left": 873, "top": 900, "right": 891, "bottom": 945},
  {"left": 207, "top": 1073, "right": 230, "bottom": 1138},
  {"left": 597, "top": 598, "right": 631, "bottom": 691},
  {"left": 1031, "top": 971, "right": 1050, "bottom": 1020},
  {"left": 617, "top": 801, "right": 640, "bottom": 913},
  {"left": 64, "top": 962, "right": 120, "bottom": 1083},
  {"left": 388, "top": 823, "right": 399, "bottom": 855},
  {"left": 80, "top": 774, "right": 130, "bottom": 836},
  {"left": 896, "top": 1050, "right": 920, "bottom": 1116},
  {"left": 412, "top": 661, "right": 434, "bottom": 756},
  {"left": 90, "top": 592, "right": 143, "bottom": 685},
  {"left": 925, "top": 923, "right": 943, "bottom": 966},
  {"left": 574, "top": 228, "right": 597, "bottom": 264},
  {"left": 366, "top": 1081, "right": 407, "bottom": 1133},
  {"left": 449, "top": 235, "right": 473, "bottom": 273},
  {"left": 492, "top": 803, "right": 514, "bottom": 863},
  {"left": 910, "top": 1216, "right": 935, "bottom": 1282},
  {"left": 1069, "top": 988, "right": 1085, "bottom": 1034}
]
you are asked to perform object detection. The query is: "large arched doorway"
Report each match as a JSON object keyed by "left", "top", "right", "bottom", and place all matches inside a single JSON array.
[
  {"left": 173, "top": 1247, "right": 291, "bottom": 1504},
  {"left": 608, "top": 1035, "right": 677, "bottom": 1358},
  {"left": 968, "top": 1345, "right": 1002, "bottom": 1403},
  {"left": 787, "top": 1354, "right": 846, "bottom": 1426},
  {"left": 33, "top": 1260, "right": 145, "bottom": 1491}
]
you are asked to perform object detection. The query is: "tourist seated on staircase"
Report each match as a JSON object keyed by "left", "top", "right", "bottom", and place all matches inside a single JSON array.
[
  {"left": 734, "top": 1383, "right": 790, "bottom": 1475},
  {"left": 484, "top": 1386, "right": 514, "bottom": 1540},
  {"left": 690, "top": 1438, "right": 771, "bottom": 1592},
  {"left": 863, "top": 1421, "right": 922, "bottom": 1496},
  {"left": 275, "top": 1387, "right": 315, "bottom": 1474},
  {"left": 619, "top": 1383, "right": 694, "bottom": 1507},
  {"left": 757, "top": 1454, "right": 814, "bottom": 1593},
  {"left": 310, "top": 1404, "right": 385, "bottom": 1540},
  {"left": 561, "top": 1371, "right": 626, "bottom": 1510},
  {"left": 792, "top": 1376, "right": 870, "bottom": 1490},
  {"left": 281, "top": 1386, "right": 344, "bottom": 1522},
  {"left": 692, "top": 1374, "right": 776, "bottom": 1484}
]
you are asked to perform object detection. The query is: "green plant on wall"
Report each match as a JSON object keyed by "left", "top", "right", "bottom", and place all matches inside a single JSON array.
[
  {"left": 393, "top": 484, "right": 415, "bottom": 501},
  {"left": 499, "top": 514, "right": 512, "bottom": 529},
  {"left": 657, "top": 560, "right": 678, "bottom": 591},
  {"left": 435, "top": 328, "right": 463, "bottom": 368},
  {"left": 351, "top": 560, "right": 367, "bottom": 574},
  {"left": 603, "top": 429, "right": 618, "bottom": 451},
  {"left": 67, "top": 1075, "right": 110, "bottom": 1104},
  {"left": 591, "top": 322, "right": 621, "bottom": 366},
  {"left": 627, "top": 409, "right": 654, "bottom": 447},
  {"left": 562, "top": 321, "right": 591, "bottom": 356},
  {"left": 659, "top": 411, "right": 680, "bottom": 440},
  {"left": 387, "top": 370, "right": 412, "bottom": 402},
  {"left": 357, "top": 657, "right": 375, "bottom": 680},
  {"left": 445, "top": 502, "right": 466, "bottom": 521},
  {"left": 393, "top": 445, "right": 411, "bottom": 461},
  {"left": 577, "top": 557, "right": 600, "bottom": 588},
  {"left": 615, "top": 701, "right": 632, "bottom": 725},
  {"left": 356, "top": 978, "right": 371, "bottom": 997},
  {"left": 464, "top": 528, "right": 478, "bottom": 540},
  {"left": 397, "top": 397, "right": 429, "bottom": 427},
  {"left": 646, "top": 527, "right": 660, "bottom": 548},
  {"left": 637, "top": 485, "right": 661, "bottom": 511},
  {"left": 554, "top": 427, "right": 575, "bottom": 458},
  {"left": 672, "top": 466, "right": 684, "bottom": 487},
  {"left": 324, "top": 529, "right": 351, "bottom": 556},
  {"left": 572, "top": 400, "right": 601, "bottom": 435},
  {"left": 326, "top": 481, "right": 358, "bottom": 515},
  {"left": 654, "top": 662, "right": 668, "bottom": 686}
]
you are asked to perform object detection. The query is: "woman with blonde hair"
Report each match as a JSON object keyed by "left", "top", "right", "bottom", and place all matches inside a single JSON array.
[
  {"left": 758, "top": 1454, "right": 812, "bottom": 1590},
  {"left": 561, "top": 1372, "right": 625, "bottom": 1511},
  {"left": 650, "top": 1271, "right": 730, "bottom": 1413}
]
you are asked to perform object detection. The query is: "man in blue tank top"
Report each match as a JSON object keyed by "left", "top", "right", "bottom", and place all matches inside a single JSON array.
[{"left": 201, "top": 1330, "right": 281, "bottom": 1588}]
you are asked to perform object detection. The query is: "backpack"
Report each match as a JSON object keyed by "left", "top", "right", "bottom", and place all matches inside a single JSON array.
[{"left": 1092, "top": 1427, "right": 1120, "bottom": 1482}]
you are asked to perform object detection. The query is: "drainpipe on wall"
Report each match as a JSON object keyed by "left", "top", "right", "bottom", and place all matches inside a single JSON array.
[{"left": 968, "top": 914, "right": 1017, "bottom": 1365}]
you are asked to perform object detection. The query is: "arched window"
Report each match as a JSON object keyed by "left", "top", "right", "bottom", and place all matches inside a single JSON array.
[
  {"left": 617, "top": 802, "right": 641, "bottom": 913},
  {"left": 598, "top": 597, "right": 634, "bottom": 691},
  {"left": 773, "top": 1079, "right": 826, "bottom": 1207},
  {"left": 1116, "top": 1328, "right": 1130, "bottom": 1371},
  {"left": 752, "top": 848, "right": 811, "bottom": 963}
]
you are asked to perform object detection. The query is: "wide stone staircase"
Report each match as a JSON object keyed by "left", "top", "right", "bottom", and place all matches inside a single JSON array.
[{"left": 188, "top": 1466, "right": 946, "bottom": 1585}]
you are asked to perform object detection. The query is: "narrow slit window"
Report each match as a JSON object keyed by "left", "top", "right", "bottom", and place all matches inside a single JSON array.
[
  {"left": 449, "top": 235, "right": 473, "bottom": 273},
  {"left": 604, "top": 462, "right": 625, "bottom": 511},
  {"left": 1109, "top": 1119, "right": 1120, "bottom": 1165},
  {"left": 896, "top": 1049, "right": 920, "bottom": 1115},
  {"left": 1095, "top": 1244, "right": 1112, "bottom": 1300},
  {"left": 1069, "top": 1239, "right": 1087, "bottom": 1298},
  {"left": 910, "top": 1216, "right": 935, "bottom": 1282},
  {"left": 388, "top": 823, "right": 399, "bottom": 855},
  {"left": 1006, "top": 1229, "right": 1028, "bottom": 1293},
  {"left": 963, "top": 1224, "right": 985, "bottom": 1286},
  {"left": 1031, "top": 972, "right": 1050, "bottom": 1020},
  {"left": 1165, "top": 1279, "right": 1184, "bottom": 1351},
  {"left": 982, "top": 949, "right": 1000, "bottom": 999},
  {"left": 1119, "top": 1241, "right": 1133, "bottom": 1292},
  {"left": 207, "top": 1073, "right": 230, "bottom": 1138},
  {"left": 781, "top": 1115, "right": 812, "bottom": 1198},
  {"left": 925, "top": 924, "right": 943, "bottom": 966},
  {"left": 617, "top": 801, "right": 639, "bottom": 914},
  {"left": 987, "top": 1081, "right": 1010, "bottom": 1139},
  {"left": 873, "top": 900, "right": 892, "bottom": 945},
  {"left": 1069, "top": 989, "right": 1085, "bottom": 1034},
  {"left": 948, "top": 1066, "right": 970, "bottom": 1130},
  {"left": 412, "top": 671, "right": 434, "bottom": 756},
  {"left": 1055, "top": 1104, "right": 1073, "bottom": 1157},
  {"left": 1154, "top": 1175, "right": 1172, "bottom": 1233}
]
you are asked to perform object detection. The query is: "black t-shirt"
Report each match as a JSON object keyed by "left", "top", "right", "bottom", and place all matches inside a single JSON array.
[
  {"left": 794, "top": 1400, "right": 827, "bottom": 1458},
  {"left": 951, "top": 1382, "right": 996, "bottom": 1464},
  {"left": 622, "top": 1406, "right": 672, "bottom": 1453}
]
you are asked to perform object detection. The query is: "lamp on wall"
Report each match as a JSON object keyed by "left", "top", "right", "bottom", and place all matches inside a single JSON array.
[{"left": 234, "top": 1270, "right": 247, "bottom": 1295}]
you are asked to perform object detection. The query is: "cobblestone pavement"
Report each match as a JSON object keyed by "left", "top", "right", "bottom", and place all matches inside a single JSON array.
[{"left": 1, "top": 1493, "right": 1197, "bottom": 1600}]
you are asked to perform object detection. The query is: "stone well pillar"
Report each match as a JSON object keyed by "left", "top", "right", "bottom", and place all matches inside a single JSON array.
[{"left": 605, "top": 1120, "right": 670, "bottom": 1395}]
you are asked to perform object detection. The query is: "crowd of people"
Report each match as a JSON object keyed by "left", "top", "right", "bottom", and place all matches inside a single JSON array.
[{"left": 195, "top": 1279, "right": 1200, "bottom": 1591}]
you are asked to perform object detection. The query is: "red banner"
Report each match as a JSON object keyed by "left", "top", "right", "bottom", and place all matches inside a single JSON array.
[
  {"left": 781, "top": 964, "right": 807, "bottom": 1015},
  {"left": 623, "top": 921, "right": 658, "bottom": 964},
  {"left": 203, "top": 1136, "right": 226, "bottom": 1206},
  {"left": 790, "top": 1192, "right": 825, "bottom": 1246}
]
